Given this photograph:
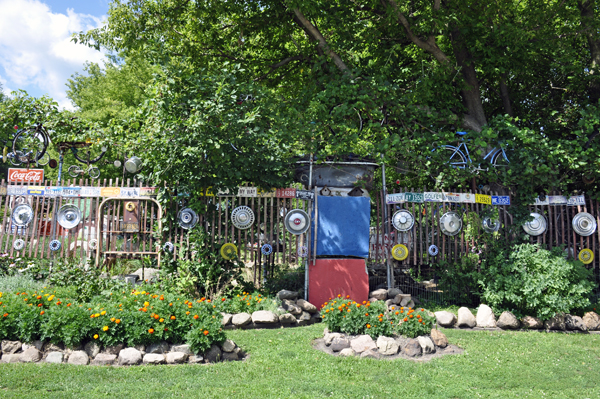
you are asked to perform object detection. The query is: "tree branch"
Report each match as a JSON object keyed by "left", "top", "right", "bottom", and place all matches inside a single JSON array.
[{"left": 254, "top": 55, "right": 306, "bottom": 81}]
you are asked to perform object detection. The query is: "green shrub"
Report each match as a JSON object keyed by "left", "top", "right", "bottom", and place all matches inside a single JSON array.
[
  {"left": 479, "top": 243, "right": 595, "bottom": 320},
  {"left": 434, "top": 253, "right": 482, "bottom": 306},
  {"left": 0, "top": 274, "right": 44, "bottom": 293},
  {"left": 215, "top": 291, "right": 281, "bottom": 315}
]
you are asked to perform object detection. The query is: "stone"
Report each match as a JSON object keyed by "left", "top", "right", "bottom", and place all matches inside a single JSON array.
[
  {"left": 435, "top": 311, "right": 457, "bottom": 327},
  {"left": 134, "top": 344, "right": 146, "bottom": 354},
  {"left": 222, "top": 351, "right": 239, "bottom": 361},
  {"left": 376, "top": 336, "right": 399, "bottom": 356},
  {"left": 417, "top": 336, "right": 436, "bottom": 354},
  {"left": 143, "top": 354, "right": 166, "bottom": 365},
  {"left": 84, "top": 341, "right": 101, "bottom": 359},
  {"left": 545, "top": 313, "right": 566, "bottom": 330},
  {"left": 232, "top": 313, "right": 252, "bottom": 327},
  {"left": 252, "top": 310, "right": 279, "bottom": 324},
  {"left": 298, "top": 311, "right": 312, "bottom": 321},
  {"left": 497, "top": 311, "right": 520, "bottom": 329},
  {"left": 311, "top": 312, "right": 322, "bottom": 322},
  {"left": 476, "top": 304, "right": 497, "bottom": 328},
  {"left": 204, "top": 344, "right": 222, "bottom": 363},
  {"left": 103, "top": 343, "right": 124, "bottom": 355},
  {"left": 297, "top": 299, "right": 318, "bottom": 313},
  {"left": 146, "top": 341, "right": 170, "bottom": 354},
  {"left": 21, "top": 340, "right": 43, "bottom": 351},
  {"left": 166, "top": 352, "right": 188, "bottom": 364},
  {"left": 68, "top": 350, "right": 89, "bottom": 365},
  {"left": 92, "top": 353, "right": 117, "bottom": 366},
  {"left": 522, "top": 315, "right": 544, "bottom": 329},
  {"left": 565, "top": 314, "right": 587, "bottom": 331},
  {"left": 330, "top": 337, "right": 351, "bottom": 352},
  {"left": 457, "top": 307, "right": 476, "bottom": 328},
  {"left": 369, "top": 289, "right": 388, "bottom": 301},
  {"left": 1, "top": 354, "right": 21, "bottom": 363},
  {"left": 388, "top": 287, "right": 403, "bottom": 297},
  {"left": 45, "top": 352, "right": 64, "bottom": 364},
  {"left": 368, "top": 297, "right": 378, "bottom": 302},
  {"left": 406, "top": 300, "right": 416, "bottom": 309},
  {"left": 221, "top": 313, "right": 232, "bottom": 326},
  {"left": 1, "top": 340, "right": 22, "bottom": 355},
  {"left": 188, "top": 355, "right": 204, "bottom": 364},
  {"left": 400, "top": 296, "right": 413, "bottom": 307},
  {"left": 19, "top": 348, "right": 42, "bottom": 363},
  {"left": 221, "top": 339, "right": 236, "bottom": 353},
  {"left": 118, "top": 348, "right": 142, "bottom": 366},
  {"left": 43, "top": 342, "right": 64, "bottom": 352},
  {"left": 324, "top": 332, "right": 343, "bottom": 346},
  {"left": 131, "top": 267, "right": 160, "bottom": 282},
  {"left": 278, "top": 313, "right": 297, "bottom": 324},
  {"left": 402, "top": 339, "right": 422, "bottom": 357},
  {"left": 283, "top": 302, "right": 302, "bottom": 315},
  {"left": 350, "top": 335, "right": 377, "bottom": 354},
  {"left": 583, "top": 312, "right": 600, "bottom": 331},
  {"left": 277, "top": 289, "right": 298, "bottom": 300},
  {"left": 339, "top": 348, "right": 356, "bottom": 357},
  {"left": 385, "top": 299, "right": 395, "bottom": 308},
  {"left": 168, "top": 344, "right": 192, "bottom": 355},
  {"left": 430, "top": 329, "right": 448, "bottom": 348},
  {"left": 360, "top": 349, "right": 380, "bottom": 359}
]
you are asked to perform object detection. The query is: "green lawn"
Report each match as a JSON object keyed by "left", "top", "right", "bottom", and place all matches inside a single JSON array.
[{"left": 1, "top": 324, "right": 600, "bottom": 398}]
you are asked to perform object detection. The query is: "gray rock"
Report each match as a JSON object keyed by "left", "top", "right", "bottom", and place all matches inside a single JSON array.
[
  {"left": 388, "top": 288, "right": 403, "bottom": 297},
  {"left": 68, "top": 350, "right": 89, "bottom": 365},
  {"left": 277, "top": 289, "right": 298, "bottom": 300},
  {"left": 406, "top": 300, "right": 416, "bottom": 309},
  {"left": 430, "top": 329, "right": 448, "bottom": 348},
  {"left": 297, "top": 311, "right": 312, "bottom": 322},
  {"left": 19, "top": 348, "right": 42, "bottom": 363},
  {"left": 232, "top": 313, "right": 252, "bottom": 327},
  {"left": 279, "top": 313, "right": 297, "bottom": 324},
  {"left": 91, "top": 353, "right": 117, "bottom": 366},
  {"left": 143, "top": 354, "right": 166, "bottom": 365},
  {"left": 146, "top": 341, "right": 170, "bottom": 354},
  {"left": 134, "top": 344, "right": 146, "bottom": 354},
  {"left": 360, "top": 349, "right": 380, "bottom": 359},
  {"left": 297, "top": 299, "right": 318, "bottom": 313},
  {"left": 350, "top": 335, "right": 377, "bottom": 354},
  {"left": 376, "top": 336, "right": 399, "bottom": 356},
  {"left": 84, "top": 341, "right": 101, "bottom": 359},
  {"left": 118, "top": 348, "right": 142, "bottom": 365},
  {"left": 476, "top": 304, "right": 497, "bottom": 328},
  {"left": 565, "top": 314, "right": 587, "bottom": 331},
  {"left": 400, "top": 296, "right": 413, "bottom": 307},
  {"left": 131, "top": 267, "right": 160, "bottom": 282},
  {"left": 457, "top": 307, "right": 476, "bottom": 328},
  {"left": 324, "top": 332, "right": 344, "bottom": 346},
  {"left": 339, "top": 348, "right": 356, "bottom": 357},
  {"left": 45, "top": 352, "right": 64, "bottom": 364},
  {"left": 497, "top": 311, "right": 520, "bottom": 329},
  {"left": 417, "top": 336, "right": 436, "bottom": 354},
  {"left": 43, "top": 342, "right": 64, "bottom": 352},
  {"left": 402, "top": 339, "right": 422, "bottom": 357},
  {"left": 369, "top": 289, "right": 388, "bottom": 301},
  {"left": 368, "top": 297, "right": 378, "bottom": 302},
  {"left": 385, "top": 299, "right": 395, "bottom": 308},
  {"left": 545, "top": 313, "right": 566, "bottom": 330},
  {"left": 222, "top": 351, "right": 239, "bottom": 361},
  {"left": 583, "top": 312, "right": 600, "bottom": 331},
  {"left": 252, "top": 310, "right": 279, "bottom": 324},
  {"left": 1, "top": 340, "right": 22, "bottom": 355},
  {"left": 221, "top": 313, "right": 232, "bottom": 326},
  {"left": 522, "top": 315, "right": 544, "bottom": 329},
  {"left": 166, "top": 352, "right": 188, "bottom": 364},
  {"left": 188, "top": 355, "right": 204, "bottom": 364},
  {"left": 21, "top": 340, "right": 44, "bottom": 351},
  {"left": 435, "top": 311, "right": 457, "bottom": 327},
  {"left": 283, "top": 301, "right": 302, "bottom": 315},
  {"left": 330, "top": 337, "right": 351, "bottom": 352},
  {"left": 221, "top": 339, "right": 236, "bottom": 353},
  {"left": 170, "top": 344, "right": 193, "bottom": 355},
  {"left": 204, "top": 344, "right": 222, "bottom": 363},
  {"left": 311, "top": 312, "right": 322, "bottom": 322},
  {"left": 1, "top": 354, "right": 21, "bottom": 363},
  {"left": 103, "top": 343, "right": 124, "bottom": 355}
]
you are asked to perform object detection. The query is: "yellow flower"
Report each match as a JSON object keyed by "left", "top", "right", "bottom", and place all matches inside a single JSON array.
[
  {"left": 144, "top": 301, "right": 150, "bottom": 307},
  {"left": 110, "top": 317, "right": 115, "bottom": 322},
  {"left": 103, "top": 326, "right": 109, "bottom": 331},
  {"left": 93, "top": 334, "right": 99, "bottom": 339},
  {"left": 159, "top": 318, "right": 164, "bottom": 323},
  {"left": 95, "top": 313, "right": 100, "bottom": 317},
  {"left": 100, "top": 310, "right": 106, "bottom": 316},
  {"left": 47, "top": 295, "right": 55, "bottom": 301}
]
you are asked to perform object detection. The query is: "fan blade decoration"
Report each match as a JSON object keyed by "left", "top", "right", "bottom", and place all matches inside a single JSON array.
[
  {"left": 56, "top": 204, "right": 82, "bottom": 229},
  {"left": 231, "top": 206, "right": 255, "bottom": 230},
  {"left": 391, "top": 244, "right": 409, "bottom": 261},
  {"left": 392, "top": 210, "right": 415, "bottom": 232},
  {"left": 284, "top": 209, "right": 310, "bottom": 235},
  {"left": 11, "top": 204, "right": 34, "bottom": 227},
  {"left": 220, "top": 243, "right": 238, "bottom": 260},
  {"left": 178, "top": 207, "right": 199, "bottom": 230},
  {"left": 522, "top": 212, "right": 547, "bottom": 236},
  {"left": 579, "top": 249, "right": 594, "bottom": 264},
  {"left": 428, "top": 245, "right": 439, "bottom": 256},
  {"left": 439, "top": 211, "right": 462, "bottom": 236},
  {"left": 482, "top": 217, "right": 501, "bottom": 233},
  {"left": 572, "top": 212, "right": 597, "bottom": 236}
]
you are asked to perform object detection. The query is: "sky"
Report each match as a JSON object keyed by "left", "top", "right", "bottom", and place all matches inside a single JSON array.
[{"left": 0, "top": 0, "right": 110, "bottom": 110}]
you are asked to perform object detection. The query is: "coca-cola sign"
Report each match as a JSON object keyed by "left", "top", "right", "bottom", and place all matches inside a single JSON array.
[{"left": 8, "top": 168, "right": 44, "bottom": 183}]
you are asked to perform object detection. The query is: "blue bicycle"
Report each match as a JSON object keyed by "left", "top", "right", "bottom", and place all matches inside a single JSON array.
[{"left": 433, "top": 131, "right": 509, "bottom": 173}]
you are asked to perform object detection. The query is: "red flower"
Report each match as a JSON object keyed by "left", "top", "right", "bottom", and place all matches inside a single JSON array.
[{"left": 396, "top": 179, "right": 400, "bottom": 184}]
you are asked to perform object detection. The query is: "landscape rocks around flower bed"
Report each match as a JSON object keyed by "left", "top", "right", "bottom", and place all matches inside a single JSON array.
[
  {"left": 0, "top": 339, "right": 245, "bottom": 366},
  {"left": 368, "top": 288, "right": 416, "bottom": 309},
  {"left": 221, "top": 290, "right": 321, "bottom": 330},
  {"left": 314, "top": 328, "right": 463, "bottom": 361}
]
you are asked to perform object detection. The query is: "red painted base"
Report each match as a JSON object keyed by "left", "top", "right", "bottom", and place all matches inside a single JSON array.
[{"left": 308, "top": 258, "right": 369, "bottom": 310}]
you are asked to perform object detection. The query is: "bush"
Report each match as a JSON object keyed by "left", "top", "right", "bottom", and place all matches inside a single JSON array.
[
  {"left": 479, "top": 243, "right": 595, "bottom": 320},
  {"left": 215, "top": 291, "right": 281, "bottom": 315},
  {"left": 434, "top": 253, "right": 482, "bottom": 306}
]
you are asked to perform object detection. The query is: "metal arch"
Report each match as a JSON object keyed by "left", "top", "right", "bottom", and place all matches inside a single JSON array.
[{"left": 95, "top": 197, "right": 163, "bottom": 269}]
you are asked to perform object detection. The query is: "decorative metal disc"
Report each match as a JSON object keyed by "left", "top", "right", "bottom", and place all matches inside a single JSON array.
[
  {"left": 13, "top": 239, "right": 25, "bottom": 250},
  {"left": 89, "top": 239, "right": 98, "bottom": 250},
  {"left": 49, "top": 240, "right": 61, "bottom": 251},
  {"left": 220, "top": 243, "right": 238, "bottom": 260},
  {"left": 572, "top": 212, "right": 597, "bottom": 237},
  {"left": 231, "top": 206, "right": 255, "bottom": 230},
  {"left": 11, "top": 204, "right": 34, "bottom": 227},
  {"left": 178, "top": 208, "right": 199, "bottom": 230},
  {"left": 482, "top": 217, "right": 501, "bottom": 233},
  {"left": 439, "top": 211, "right": 463, "bottom": 236},
  {"left": 392, "top": 210, "right": 415, "bottom": 232},
  {"left": 391, "top": 244, "right": 409, "bottom": 261},
  {"left": 298, "top": 246, "right": 309, "bottom": 257},
  {"left": 163, "top": 242, "right": 174, "bottom": 253},
  {"left": 428, "top": 245, "right": 439, "bottom": 256},
  {"left": 284, "top": 209, "right": 310, "bottom": 235},
  {"left": 261, "top": 244, "right": 273, "bottom": 255},
  {"left": 57, "top": 204, "right": 82, "bottom": 229},
  {"left": 579, "top": 249, "right": 594, "bottom": 264},
  {"left": 523, "top": 212, "right": 547, "bottom": 236}
]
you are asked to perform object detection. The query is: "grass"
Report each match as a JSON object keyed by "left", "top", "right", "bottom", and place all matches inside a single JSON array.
[{"left": 1, "top": 324, "right": 600, "bottom": 398}]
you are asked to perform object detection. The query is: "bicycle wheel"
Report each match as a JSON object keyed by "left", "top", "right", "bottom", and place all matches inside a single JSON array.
[
  {"left": 37, "top": 152, "right": 50, "bottom": 166},
  {"left": 88, "top": 167, "right": 101, "bottom": 179},
  {"left": 8, "top": 152, "right": 22, "bottom": 166},
  {"left": 68, "top": 165, "right": 82, "bottom": 178},
  {"left": 12, "top": 126, "right": 49, "bottom": 164},
  {"left": 328, "top": 104, "right": 363, "bottom": 136},
  {"left": 433, "top": 145, "right": 469, "bottom": 169},
  {"left": 489, "top": 148, "right": 510, "bottom": 168},
  {"left": 71, "top": 145, "right": 107, "bottom": 164}
]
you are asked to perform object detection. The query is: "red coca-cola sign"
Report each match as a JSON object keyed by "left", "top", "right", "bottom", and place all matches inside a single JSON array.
[{"left": 8, "top": 168, "right": 44, "bottom": 183}]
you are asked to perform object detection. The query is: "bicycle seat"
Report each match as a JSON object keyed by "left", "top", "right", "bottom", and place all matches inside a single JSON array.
[{"left": 456, "top": 131, "right": 468, "bottom": 136}]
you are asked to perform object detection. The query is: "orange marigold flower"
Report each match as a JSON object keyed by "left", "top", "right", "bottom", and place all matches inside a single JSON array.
[
  {"left": 404, "top": 317, "right": 408, "bottom": 322},
  {"left": 366, "top": 324, "right": 371, "bottom": 328},
  {"left": 409, "top": 315, "right": 413, "bottom": 318},
  {"left": 102, "top": 326, "right": 109, "bottom": 331},
  {"left": 36, "top": 295, "right": 41, "bottom": 300},
  {"left": 110, "top": 317, "right": 115, "bottom": 322},
  {"left": 362, "top": 301, "right": 366, "bottom": 305},
  {"left": 365, "top": 313, "right": 369, "bottom": 316},
  {"left": 193, "top": 315, "right": 199, "bottom": 320},
  {"left": 67, "top": 303, "right": 71, "bottom": 307},
  {"left": 421, "top": 308, "right": 424, "bottom": 311},
  {"left": 325, "top": 309, "right": 330, "bottom": 313},
  {"left": 56, "top": 301, "right": 61, "bottom": 305},
  {"left": 203, "top": 330, "right": 209, "bottom": 336},
  {"left": 142, "top": 308, "right": 147, "bottom": 312},
  {"left": 170, "top": 315, "right": 176, "bottom": 320},
  {"left": 200, "top": 297, "right": 206, "bottom": 301},
  {"left": 100, "top": 310, "right": 106, "bottom": 316},
  {"left": 159, "top": 318, "right": 164, "bottom": 323},
  {"left": 337, "top": 294, "right": 341, "bottom": 298},
  {"left": 3, "top": 313, "right": 7, "bottom": 317},
  {"left": 356, "top": 304, "right": 361, "bottom": 308},
  {"left": 93, "top": 334, "right": 99, "bottom": 339},
  {"left": 347, "top": 309, "right": 351, "bottom": 313},
  {"left": 395, "top": 311, "right": 399, "bottom": 315},
  {"left": 90, "top": 315, "right": 95, "bottom": 319},
  {"left": 346, "top": 295, "right": 350, "bottom": 298},
  {"left": 154, "top": 314, "right": 159, "bottom": 320},
  {"left": 115, "top": 319, "right": 121, "bottom": 324},
  {"left": 148, "top": 328, "right": 154, "bottom": 334},
  {"left": 222, "top": 298, "right": 226, "bottom": 302},
  {"left": 169, "top": 303, "right": 173, "bottom": 306},
  {"left": 37, "top": 303, "right": 43, "bottom": 307},
  {"left": 186, "top": 311, "right": 190, "bottom": 315},
  {"left": 40, "top": 311, "right": 45, "bottom": 315}
]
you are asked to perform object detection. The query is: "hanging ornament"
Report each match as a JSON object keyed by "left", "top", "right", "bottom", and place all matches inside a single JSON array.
[
  {"left": 391, "top": 244, "right": 409, "bottom": 261},
  {"left": 284, "top": 209, "right": 311, "bottom": 235},
  {"left": 428, "top": 245, "right": 439, "bottom": 256},
  {"left": 522, "top": 212, "right": 547, "bottom": 236},
  {"left": 578, "top": 249, "right": 594, "bottom": 264},
  {"left": 261, "top": 244, "right": 273, "bottom": 255},
  {"left": 392, "top": 210, "right": 414, "bottom": 232},
  {"left": 572, "top": 212, "right": 597, "bottom": 237},
  {"left": 231, "top": 206, "right": 255, "bottom": 229},
  {"left": 439, "top": 211, "right": 463, "bottom": 236},
  {"left": 220, "top": 243, "right": 238, "bottom": 260}
]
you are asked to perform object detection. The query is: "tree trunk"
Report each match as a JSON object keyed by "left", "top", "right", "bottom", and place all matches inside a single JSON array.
[{"left": 579, "top": 0, "right": 600, "bottom": 104}]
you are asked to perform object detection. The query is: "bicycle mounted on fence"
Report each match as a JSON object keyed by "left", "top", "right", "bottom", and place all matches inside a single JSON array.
[
  {"left": 432, "top": 131, "right": 510, "bottom": 173},
  {"left": 4, "top": 124, "right": 51, "bottom": 167},
  {"left": 57, "top": 141, "right": 107, "bottom": 180}
]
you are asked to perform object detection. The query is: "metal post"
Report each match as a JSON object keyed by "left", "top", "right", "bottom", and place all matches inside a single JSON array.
[
  {"left": 305, "top": 154, "right": 313, "bottom": 300},
  {"left": 57, "top": 150, "right": 64, "bottom": 184},
  {"left": 381, "top": 156, "right": 393, "bottom": 289}
]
